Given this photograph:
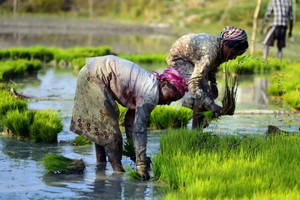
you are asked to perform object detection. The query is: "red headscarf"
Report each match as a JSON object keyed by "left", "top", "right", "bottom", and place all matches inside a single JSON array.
[
  {"left": 221, "top": 26, "right": 247, "bottom": 41},
  {"left": 152, "top": 67, "right": 188, "bottom": 97}
]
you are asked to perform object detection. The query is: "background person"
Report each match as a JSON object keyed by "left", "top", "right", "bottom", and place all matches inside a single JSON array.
[
  {"left": 70, "top": 55, "right": 187, "bottom": 180},
  {"left": 167, "top": 26, "right": 248, "bottom": 129},
  {"left": 260, "top": 0, "right": 293, "bottom": 62}
]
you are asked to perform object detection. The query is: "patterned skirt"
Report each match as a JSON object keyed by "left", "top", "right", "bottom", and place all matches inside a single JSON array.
[{"left": 70, "top": 66, "right": 122, "bottom": 149}]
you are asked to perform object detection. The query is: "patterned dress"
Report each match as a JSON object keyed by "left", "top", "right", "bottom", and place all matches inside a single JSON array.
[
  {"left": 167, "top": 33, "right": 224, "bottom": 108},
  {"left": 70, "top": 55, "right": 159, "bottom": 162}
]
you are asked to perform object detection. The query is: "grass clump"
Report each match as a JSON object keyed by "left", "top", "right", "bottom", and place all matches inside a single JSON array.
[
  {"left": 119, "top": 54, "right": 168, "bottom": 64},
  {"left": 124, "top": 166, "right": 142, "bottom": 181},
  {"left": 30, "top": 110, "right": 63, "bottom": 143},
  {"left": 3, "top": 109, "right": 35, "bottom": 137},
  {"left": 118, "top": 104, "right": 192, "bottom": 129},
  {"left": 0, "top": 89, "right": 28, "bottom": 117},
  {"left": 153, "top": 129, "right": 300, "bottom": 199},
  {"left": 219, "top": 55, "right": 282, "bottom": 74},
  {"left": 72, "top": 135, "right": 92, "bottom": 146},
  {"left": 0, "top": 59, "right": 42, "bottom": 82},
  {"left": 2, "top": 108, "right": 63, "bottom": 143},
  {"left": 43, "top": 154, "right": 85, "bottom": 174},
  {"left": 202, "top": 60, "right": 240, "bottom": 123},
  {"left": 149, "top": 105, "right": 193, "bottom": 129},
  {"left": 268, "top": 62, "right": 300, "bottom": 110}
]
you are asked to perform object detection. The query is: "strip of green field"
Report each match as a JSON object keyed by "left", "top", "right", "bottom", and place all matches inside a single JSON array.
[{"left": 153, "top": 129, "right": 300, "bottom": 199}]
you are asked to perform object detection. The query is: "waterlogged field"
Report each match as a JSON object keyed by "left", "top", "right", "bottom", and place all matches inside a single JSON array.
[
  {"left": 0, "top": 15, "right": 299, "bottom": 199},
  {"left": 0, "top": 62, "right": 297, "bottom": 199}
]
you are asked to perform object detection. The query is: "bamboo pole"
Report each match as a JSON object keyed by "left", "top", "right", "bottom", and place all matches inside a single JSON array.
[
  {"left": 89, "top": 0, "right": 93, "bottom": 17},
  {"left": 250, "top": 0, "right": 262, "bottom": 55},
  {"left": 13, "top": 0, "right": 17, "bottom": 16}
]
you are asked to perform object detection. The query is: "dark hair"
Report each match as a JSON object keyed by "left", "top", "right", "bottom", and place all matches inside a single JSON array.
[
  {"left": 167, "top": 81, "right": 179, "bottom": 93},
  {"left": 224, "top": 39, "right": 249, "bottom": 51}
]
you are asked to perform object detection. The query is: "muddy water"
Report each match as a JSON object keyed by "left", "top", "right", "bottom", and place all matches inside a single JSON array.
[{"left": 1, "top": 66, "right": 299, "bottom": 199}]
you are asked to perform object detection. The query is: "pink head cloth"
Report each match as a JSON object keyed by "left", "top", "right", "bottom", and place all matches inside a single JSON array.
[
  {"left": 152, "top": 67, "right": 188, "bottom": 97},
  {"left": 221, "top": 26, "right": 247, "bottom": 41}
]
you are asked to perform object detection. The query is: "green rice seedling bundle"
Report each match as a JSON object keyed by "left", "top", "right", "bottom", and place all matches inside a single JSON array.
[
  {"left": 43, "top": 154, "right": 86, "bottom": 174},
  {"left": 3, "top": 109, "right": 36, "bottom": 137},
  {"left": 153, "top": 129, "right": 300, "bottom": 199},
  {"left": 0, "top": 59, "right": 42, "bottom": 82},
  {"left": 202, "top": 60, "right": 241, "bottom": 123},
  {"left": 72, "top": 135, "right": 92, "bottom": 146},
  {"left": 149, "top": 105, "right": 193, "bottom": 129},
  {"left": 0, "top": 89, "right": 28, "bottom": 117},
  {"left": 124, "top": 166, "right": 142, "bottom": 180},
  {"left": 0, "top": 49, "right": 10, "bottom": 60},
  {"left": 30, "top": 110, "right": 63, "bottom": 143}
]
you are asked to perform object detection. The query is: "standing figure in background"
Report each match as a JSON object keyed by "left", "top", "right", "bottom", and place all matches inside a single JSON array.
[
  {"left": 260, "top": 0, "right": 293, "bottom": 62},
  {"left": 167, "top": 26, "right": 248, "bottom": 129},
  {"left": 70, "top": 55, "right": 187, "bottom": 180}
]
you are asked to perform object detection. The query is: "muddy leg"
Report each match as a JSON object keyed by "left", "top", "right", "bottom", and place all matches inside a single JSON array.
[
  {"left": 107, "top": 139, "right": 125, "bottom": 172},
  {"left": 95, "top": 144, "right": 106, "bottom": 164}
]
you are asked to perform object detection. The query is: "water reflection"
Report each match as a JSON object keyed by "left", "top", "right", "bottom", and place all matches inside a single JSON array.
[{"left": 1, "top": 64, "right": 299, "bottom": 199}]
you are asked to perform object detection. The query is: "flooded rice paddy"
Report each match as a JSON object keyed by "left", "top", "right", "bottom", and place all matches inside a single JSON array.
[
  {"left": 0, "top": 16, "right": 299, "bottom": 199},
  {"left": 1, "top": 66, "right": 299, "bottom": 199}
]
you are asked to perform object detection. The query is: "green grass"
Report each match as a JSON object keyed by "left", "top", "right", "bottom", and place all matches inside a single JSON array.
[
  {"left": 153, "top": 129, "right": 300, "bottom": 199},
  {"left": 3, "top": 109, "right": 35, "bottom": 137},
  {"left": 220, "top": 55, "right": 283, "bottom": 74},
  {"left": 42, "top": 154, "right": 77, "bottom": 173},
  {"left": 72, "top": 135, "right": 92, "bottom": 146},
  {"left": 149, "top": 105, "right": 193, "bottom": 129},
  {"left": 2, "top": 107, "right": 63, "bottom": 143},
  {"left": 0, "top": 59, "right": 42, "bottom": 82},
  {"left": 30, "top": 109, "right": 63, "bottom": 143},
  {"left": 268, "top": 62, "right": 300, "bottom": 110},
  {"left": 118, "top": 104, "right": 193, "bottom": 129},
  {"left": 124, "top": 166, "right": 142, "bottom": 181},
  {"left": 0, "top": 89, "right": 28, "bottom": 116}
]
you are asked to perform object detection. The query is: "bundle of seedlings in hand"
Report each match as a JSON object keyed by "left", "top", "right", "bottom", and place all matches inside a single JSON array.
[
  {"left": 43, "top": 154, "right": 86, "bottom": 174},
  {"left": 221, "top": 61, "right": 241, "bottom": 115},
  {"left": 203, "top": 59, "right": 243, "bottom": 122}
]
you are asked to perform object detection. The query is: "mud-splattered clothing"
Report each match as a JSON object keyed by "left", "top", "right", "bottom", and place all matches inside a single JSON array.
[
  {"left": 70, "top": 55, "right": 159, "bottom": 165},
  {"left": 166, "top": 33, "right": 224, "bottom": 107}
]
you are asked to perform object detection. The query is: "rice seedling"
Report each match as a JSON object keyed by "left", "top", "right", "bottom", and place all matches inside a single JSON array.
[
  {"left": 268, "top": 62, "right": 300, "bottom": 110},
  {"left": 71, "top": 135, "right": 92, "bottom": 146},
  {"left": 0, "top": 89, "right": 28, "bottom": 117},
  {"left": 153, "top": 129, "right": 300, "bottom": 199},
  {"left": 30, "top": 110, "right": 63, "bottom": 143},
  {"left": 0, "top": 59, "right": 42, "bottom": 82},
  {"left": 123, "top": 138, "right": 135, "bottom": 159},
  {"left": 149, "top": 105, "right": 193, "bottom": 129},
  {"left": 3, "top": 109, "right": 35, "bottom": 137},
  {"left": 43, "top": 154, "right": 86, "bottom": 174},
  {"left": 124, "top": 166, "right": 142, "bottom": 180},
  {"left": 118, "top": 104, "right": 192, "bottom": 129}
]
